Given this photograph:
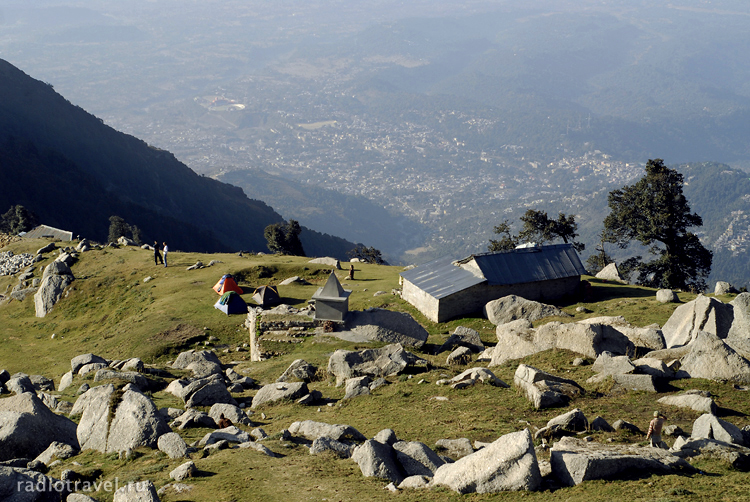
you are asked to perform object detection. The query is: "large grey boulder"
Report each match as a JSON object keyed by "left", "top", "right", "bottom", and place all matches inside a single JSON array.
[
  {"left": 94, "top": 369, "right": 149, "bottom": 390},
  {"left": 198, "top": 426, "right": 251, "bottom": 446},
  {"left": 251, "top": 382, "right": 309, "bottom": 409},
  {"left": 677, "top": 331, "right": 750, "bottom": 382},
  {"left": 435, "top": 438, "right": 474, "bottom": 459},
  {"left": 633, "top": 357, "right": 675, "bottom": 379},
  {"left": 308, "top": 257, "right": 341, "bottom": 269},
  {"left": 715, "top": 281, "right": 736, "bottom": 295},
  {"left": 172, "top": 350, "right": 223, "bottom": 378},
  {"left": 34, "top": 261, "right": 75, "bottom": 317},
  {"left": 656, "top": 289, "right": 678, "bottom": 303},
  {"left": 58, "top": 371, "right": 74, "bottom": 392},
  {"left": 550, "top": 436, "right": 694, "bottom": 486},
  {"left": 327, "top": 343, "right": 428, "bottom": 386},
  {"left": 170, "top": 409, "right": 216, "bottom": 430},
  {"left": 288, "top": 420, "right": 366, "bottom": 442},
  {"left": 71, "top": 354, "right": 108, "bottom": 375},
  {"left": 578, "top": 316, "right": 665, "bottom": 351},
  {"left": 436, "top": 367, "right": 509, "bottom": 389},
  {"left": 0, "top": 392, "right": 79, "bottom": 461},
  {"left": 6, "top": 373, "right": 35, "bottom": 395},
  {"left": 692, "top": 414, "right": 745, "bottom": 445},
  {"left": 514, "top": 364, "right": 583, "bottom": 409},
  {"left": 34, "top": 441, "right": 78, "bottom": 465},
  {"left": 72, "top": 385, "right": 170, "bottom": 454},
  {"left": 489, "top": 320, "right": 541, "bottom": 366},
  {"left": 309, "top": 437, "right": 356, "bottom": 458},
  {"left": 208, "top": 403, "right": 253, "bottom": 426},
  {"left": 671, "top": 438, "right": 750, "bottom": 470},
  {"left": 393, "top": 441, "right": 445, "bottom": 477},
  {"left": 728, "top": 293, "right": 750, "bottom": 342},
  {"left": 446, "top": 346, "right": 472, "bottom": 366},
  {"left": 658, "top": 392, "right": 717, "bottom": 414},
  {"left": 662, "top": 295, "right": 733, "bottom": 348},
  {"left": 78, "top": 363, "right": 109, "bottom": 377},
  {"left": 344, "top": 309, "right": 429, "bottom": 348},
  {"left": 595, "top": 263, "right": 626, "bottom": 283},
  {"left": 276, "top": 359, "right": 317, "bottom": 383},
  {"left": 437, "top": 326, "right": 485, "bottom": 354},
  {"left": 0, "top": 466, "right": 65, "bottom": 502},
  {"left": 351, "top": 439, "right": 403, "bottom": 484},
  {"left": 169, "top": 461, "right": 197, "bottom": 481},
  {"left": 591, "top": 351, "right": 635, "bottom": 375},
  {"left": 113, "top": 480, "right": 160, "bottom": 502},
  {"left": 484, "top": 295, "right": 569, "bottom": 325},
  {"left": 432, "top": 429, "right": 541, "bottom": 493},
  {"left": 183, "top": 375, "right": 238, "bottom": 408},
  {"left": 343, "top": 376, "right": 372, "bottom": 399},
  {"left": 586, "top": 372, "right": 657, "bottom": 393},
  {"left": 157, "top": 432, "right": 188, "bottom": 459}
]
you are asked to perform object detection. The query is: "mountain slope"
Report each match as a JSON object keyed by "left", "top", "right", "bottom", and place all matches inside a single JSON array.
[{"left": 0, "top": 59, "right": 355, "bottom": 255}]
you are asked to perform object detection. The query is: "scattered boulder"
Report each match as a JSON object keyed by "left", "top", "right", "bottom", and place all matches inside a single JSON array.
[
  {"left": 343, "top": 376, "right": 372, "bottom": 399},
  {"left": 113, "top": 480, "right": 160, "bottom": 502},
  {"left": 34, "top": 261, "right": 75, "bottom": 317},
  {"left": 595, "top": 263, "right": 626, "bottom": 283},
  {"left": 288, "top": 421, "right": 366, "bottom": 442},
  {"left": 672, "top": 438, "right": 750, "bottom": 470},
  {"left": 437, "top": 326, "right": 485, "bottom": 354},
  {"left": 728, "top": 293, "right": 750, "bottom": 342},
  {"left": 225, "top": 368, "right": 255, "bottom": 388},
  {"left": 94, "top": 369, "right": 149, "bottom": 390},
  {"left": 0, "top": 466, "right": 66, "bottom": 502},
  {"left": 374, "top": 429, "right": 398, "bottom": 446},
  {"left": 514, "top": 364, "right": 583, "bottom": 409},
  {"left": 692, "top": 414, "right": 745, "bottom": 445},
  {"left": 33, "top": 441, "right": 77, "bottom": 465},
  {"left": 586, "top": 372, "right": 657, "bottom": 393},
  {"left": 58, "top": 371, "right": 74, "bottom": 392},
  {"left": 656, "top": 289, "right": 678, "bottom": 303},
  {"left": 591, "top": 351, "right": 635, "bottom": 375},
  {"left": 170, "top": 409, "right": 216, "bottom": 430},
  {"left": 309, "top": 437, "right": 356, "bottom": 458},
  {"left": 398, "top": 475, "right": 431, "bottom": 489},
  {"left": 172, "top": 350, "right": 223, "bottom": 378},
  {"left": 393, "top": 441, "right": 445, "bottom": 477},
  {"left": 662, "top": 295, "right": 733, "bottom": 348},
  {"left": 308, "top": 257, "right": 341, "bottom": 269},
  {"left": 446, "top": 346, "right": 472, "bottom": 366},
  {"left": 612, "top": 419, "right": 643, "bottom": 435},
  {"left": 715, "top": 281, "right": 736, "bottom": 296},
  {"left": 578, "top": 316, "right": 664, "bottom": 351},
  {"left": 433, "top": 429, "right": 541, "bottom": 493},
  {"left": 6, "top": 373, "right": 35, "bottom": 395},
  {"left": 72, "top": 385, "right": 170, "bottom": 454},
  {"left": 484, "top": 295, "right": 569, "bottom": 325},
  {"left": 208, "top": 403, "right": 253, "bottom": 426},
  {"left": 550, "top": 436, "right": 693, "bottom": 486},
  {"left": 0, "top": 392, "right": 79, "bottom": 461},
  {"left": 343, "top": 310, "right": 429, "bottom": 348},
  {"left": 677, "top": 331, "right": 750, "bottom": 382},
  {"left": 658, "top": 392, "right": 717, "bottom": 414},
  {"left": 158, "top": 432, "right": 188, "bottom": 459},
  {"left": 435, "top": 438, "right": 474, "bottom": 459},
  {"left": 199, "top": 426, "right": 250, "bottom": 447},
  {"left": 71, "top": 354, "right": 108, "bottom": 375},
  {"left": 79, "top": 363, "right": 109, "bottom": 377},
  {"left": 276, "top": 359, "right": 317, "bottom": 383},
  {"left": 279, "top": 276, "right": 310, "bottom": 286},
  {"left": 632, "top": 357, "right": 675, "bottom": 379},
  {"left": 436, "top": 367, "right": 509, "bottom": 389},
  {"left": 590, "top": 416, "right": 615, "bottom": 432},
  {"left": 327, "top": 343, "right": 428, "bottom": 386},
  {"left": 182, "top": 375, "right": 238, "bottom": 408},
  {"left": 169, "top": 461, "right": 197, "bottom": 481},
  {"left": 251, "top": 382, "right": 309, "bottom": 409},
  {"left": 352, "top": 439, "right": 403, "bottom": 484}
]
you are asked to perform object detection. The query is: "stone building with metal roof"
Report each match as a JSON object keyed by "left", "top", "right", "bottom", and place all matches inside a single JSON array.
[{"left": 400, "top": 243, "right": 587, "bottom": 323}]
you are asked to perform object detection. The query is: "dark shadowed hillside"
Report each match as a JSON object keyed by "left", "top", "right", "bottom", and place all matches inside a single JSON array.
[{"left": 0, "top": 59, "right": 355, "bottom": 255}]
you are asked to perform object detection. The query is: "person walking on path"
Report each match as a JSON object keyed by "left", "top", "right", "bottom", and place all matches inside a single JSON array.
[
  {"left": 647, "top": 411, "right": 668, "bottom": 448},
  {"left": 162, "top": 242, "right": 169, "bottom": 267},
  {"left": 153, "top": 241, "right": 163, "bottom": 265}
]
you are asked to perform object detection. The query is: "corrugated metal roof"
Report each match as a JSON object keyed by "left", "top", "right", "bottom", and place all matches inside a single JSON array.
[
  {"left": 400, "top": 255, "right": 485, "bottom": 300},
  {"left": 22, "top": 225, "right": 73, "bottom": 241},
  {"left": 472, "top": 243, "right": 587, "bottom": 286}
]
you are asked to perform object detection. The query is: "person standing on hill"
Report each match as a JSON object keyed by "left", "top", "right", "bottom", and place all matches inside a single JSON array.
[
  {"left": 647, "top": 411, "right": 668, "bottom": 448},
  {"left": 153, "top": 241, "right": 163, "bottom": 265},
  {"left": 163, "top": 242, "right": 169, "bottom": 267}
]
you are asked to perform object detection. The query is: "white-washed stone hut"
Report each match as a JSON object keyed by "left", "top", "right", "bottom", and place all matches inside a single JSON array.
[{"left": 400, "top": 243, "right": 587, "bottom": 323}]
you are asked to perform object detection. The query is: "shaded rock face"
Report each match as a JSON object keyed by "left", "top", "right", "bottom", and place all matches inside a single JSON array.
[
  {"left": 251, "top": 382, "right": 309, "bottom": 409},
  {"left": 327, "top": 343, "right": 428, "bottom": 386},
  {"left": 344, "top": 309, "right": 429, "bottom": 348},
  {"left": 351, "top": 439, "right": 403, "bottom": 484},
  {"left": 677, "top": 331, "right": 750, "bottom": 383},
  {"left": 71, "top": 354, "right": 108, "bottom": 375},
  {"left": 484, "top": 295, "right": 569, "bottom": 326},
  {"left": 433, "top": 429, "right": 541, "bottom": 494},
  {"left": 662, "top": 295, "right": 733, "bottom": 348},
  {"left": 692, "top": 414, "right": 745, "bottom": 445},
  {"left": 208, "top": 403, "right": 252, "bottom": 426},
  {"left": 393, "top": 441, "right": 445, "bottom": 477},
  {"left": 72, "top": 384, "right": 170, "bottom": 454},
  {"left": 729, "top": 293, "right": 750, "bottom": 341},
  {"left": 437, "top": 326, "right": 485, "bottom": 354},
  {"left": 0, "top": 466, "right": 66, "bottom": 502},
  {"left": 658, "top": 393, "right": 717, "bottom": 414},
  {"left": 514, "top": 364, "right": 583, "bottom": 410},
  {"left": 310, "top": 437, "right": 356, "bottom": 458},
  {"left": 113, "top": 480, "right": 160, "bottom": 502},
  {"left": 0, "top": 393, "right": 79, "bottom": 461},
  {"left": 276, "top": 359, "right": 317, "bottom": 383},
  {"left": 288, "top": 420, "right": 366, "bottom": 442},
  {"left": 34, "top": 261, "right": 75, "bottom": 318},
  {"left": 550, "top": 436, "right": 694, "bottom": 486},
  {"left": 172, "top": 350, "right": 223, "bottom": 378}
]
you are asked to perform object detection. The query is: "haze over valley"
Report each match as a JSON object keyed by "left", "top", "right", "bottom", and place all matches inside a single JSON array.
[{"left": 3, "top": 0, "right": 750, "bottom": 285}]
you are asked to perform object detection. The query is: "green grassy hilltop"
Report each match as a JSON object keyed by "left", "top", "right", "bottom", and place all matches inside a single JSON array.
[{"left": 1, "top": 238, "right": 748, "bottom": 502}]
